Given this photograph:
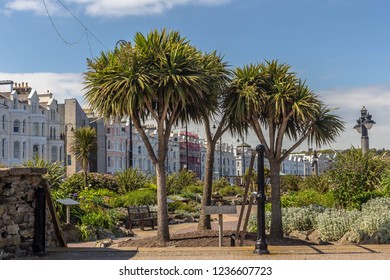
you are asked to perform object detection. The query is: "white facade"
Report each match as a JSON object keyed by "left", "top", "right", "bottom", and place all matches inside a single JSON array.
[
  {"left": 0, "top": 81, "right": 64, "bottom": 167},
  {"left": 281, "top": 152, "right": 335, "bottom": 176}
]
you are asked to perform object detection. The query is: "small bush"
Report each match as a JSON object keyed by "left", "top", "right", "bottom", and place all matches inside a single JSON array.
[
  {"left": 115, "top": 168, "right": 151, "bottom": 193},
  {"left": 281, "top": 189, "right": 335, "bottom": 208},
  {"left": 112, "top": 188, "right": 157, "bottom": 207},
  {"left": 212, "top": 177, "right": 231, "bottom": 192},
  {"left": 351, "top": 197, "right": 390, "bottom": 238},
  {"left": 219, "top": 186, "right": 243, "bottom": 196},
  {"left": 282, "top": 205, "right": 325, "bottom": 233},
  {"left": 316, "top": 209, "right": 359, "bottom": 241},
  {"left": 167, "top": 170, "right": 199, "bottom": 195},
  {"left": 247, "top": 211, "right": 271, "bottom": 233},
  {"left": 299, "top": 174, "right": 331, "bottom": 194},
  {"left": 61, "top": 173, "right": 119, "bottom": 194},
  {"left": 281, "top": 175, "right": 302, "bottom": 193}
]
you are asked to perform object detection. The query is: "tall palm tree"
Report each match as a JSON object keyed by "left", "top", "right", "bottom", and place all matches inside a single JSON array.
[
  {"left": 69, "top": 127, "right": 97, "bottom": 190},
  {"left": 224, "top": 60, "right": 345, "bottom": 238},
  {"left": 197, "top": 52, "right": 231, "bottom": 230},
  {"left": 83, "top": 29, "right": 215, "bottom": 242}
]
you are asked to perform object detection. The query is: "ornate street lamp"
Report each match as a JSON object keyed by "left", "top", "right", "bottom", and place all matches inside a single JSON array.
[
  {"left": 353, "top": 106, "right": 375, "bottom": 154},
  {"left": 237, "top": 139, "right": 251, "bottom": 184}
]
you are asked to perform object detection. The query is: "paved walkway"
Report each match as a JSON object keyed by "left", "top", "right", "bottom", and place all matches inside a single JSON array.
[{"left": 37, "top": 209, "right": 390, "bottom": 260}]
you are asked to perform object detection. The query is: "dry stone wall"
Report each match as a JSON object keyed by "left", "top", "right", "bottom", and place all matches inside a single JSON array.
[{"left": 0, "top": 168, "right": 58, "bottom": 259}]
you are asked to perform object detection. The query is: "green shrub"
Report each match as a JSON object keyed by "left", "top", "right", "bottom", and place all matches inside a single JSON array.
[
  {"left": 281, "top": 189, "right": 335, "bottom": 208},
  {"left": 60, "top": 173, "right": 119, "bottom": 194},
  {"left": 115, "top": 168, "right": 151, "bottom": 193},
  {"left": 112, "top": 188, "right": 157, "bottom": 207},
  {"left": 352, "top": 197, "right": 390, "bottom": 237},
  {"left": 167, "top": 170, "right": 199, "bottom": 195},
  {"left": 281, "top": 175, "right": 302, "bottom": 193},
  {"left": 78, "top": 209, "right": 120, "bottom": 231},
  {"left": 299, "top": 174, "right": 331, "bottom": 194},
  {"left": 212, "top": 177, "right": 231, "bottom": 192},
  {"left": 247, "top": 211, "right": 271, "bottom": 233},
  {"left": 329, "top": 147, "right": 389, "bottom": 209},
  {"left": 282, "top": 205, "right": 325, "bottom": 233},
  {"left": 316, "top": 209, "right": 359, "bottom": 241},
  {"left": 219, "top": 186, "right": 243, "bottom": 196},
  {"left": 186, "top": 185, "right": 203, "bottom": 194}
]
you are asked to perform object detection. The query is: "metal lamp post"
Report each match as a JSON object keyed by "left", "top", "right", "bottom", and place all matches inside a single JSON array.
[
  {"left": 116, "top": 40, "right": 133, "bottom": 169},
  {"left": 212, "top": 123, "right": 223, "bottom": 179},
  {"left": 254, "top": 144, "right": 270, "bottom": 255},
  {"left": 353, "top": 106, "right": 375, "bottom": 154}
]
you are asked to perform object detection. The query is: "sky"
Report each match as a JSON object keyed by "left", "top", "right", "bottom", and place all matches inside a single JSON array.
[{"left": 1, "top": 0, "right": 390, "bottom": 151}]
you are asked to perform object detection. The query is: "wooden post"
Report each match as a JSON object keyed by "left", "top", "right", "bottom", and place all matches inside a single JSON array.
[{"left": 218, "top": 214, "right": 223, "bottom": 247}]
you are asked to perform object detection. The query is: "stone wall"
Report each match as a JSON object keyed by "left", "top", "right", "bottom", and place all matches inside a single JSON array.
[{"left": 0, "top": 168, "right": 59, "bottom": 259}]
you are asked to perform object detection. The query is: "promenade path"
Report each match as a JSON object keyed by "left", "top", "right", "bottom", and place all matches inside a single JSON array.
[{"left": 36, "top": 208, "right": 390, "bottom": 260}]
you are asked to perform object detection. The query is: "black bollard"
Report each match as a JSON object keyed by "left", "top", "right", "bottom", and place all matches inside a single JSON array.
[
  {"left": 230, "top": 233, "right": 236, "bottom": 247},
  {"left": 34, "top": 187, "right": 46, "bottom": 255},
  {"left": 254, "top": 145, "right": 270, "bottom": 254}
]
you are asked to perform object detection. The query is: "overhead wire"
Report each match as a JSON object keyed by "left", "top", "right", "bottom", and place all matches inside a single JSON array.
[{"left": 42, "top": 0, "right": 109, "bottom": 57}]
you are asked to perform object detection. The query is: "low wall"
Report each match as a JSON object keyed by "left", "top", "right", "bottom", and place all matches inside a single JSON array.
[{"left": 0, "top": 168, "right": 59, "bottom": 259}]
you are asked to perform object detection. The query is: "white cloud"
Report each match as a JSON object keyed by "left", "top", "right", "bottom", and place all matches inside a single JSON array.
[
  {"left": 3, "top": 0, "right": 231, "bottom": 17},
  {"left": 4, "top": 0, "right": 60, "bottom": 16},
  {"left": 0, "top": 72, "right": 84, "bottom": 104}
]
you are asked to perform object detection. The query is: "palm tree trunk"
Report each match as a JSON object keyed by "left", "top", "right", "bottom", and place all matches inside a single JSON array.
[
  {"left": 269, "top": 160, "right": 283, "bottom": 238},
  {"left": 198, "top": 141, "right": 215, "bottom": 230},
  {"left": 155, "top": 157, "right": 170, "bottom": 243}
]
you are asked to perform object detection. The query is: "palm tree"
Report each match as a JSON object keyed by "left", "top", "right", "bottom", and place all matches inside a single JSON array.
[
  {"left": 69, "top": 127, "right": 97, "bottom": 190},
  {"left": 197, "top": 52, "right": 231, "bottom": 230},
  {"left": 83, "top": 29, "right": 215, "bottom": 242},
  {"left": 224, "top": 60, "right": 345, "bottom": 238}
]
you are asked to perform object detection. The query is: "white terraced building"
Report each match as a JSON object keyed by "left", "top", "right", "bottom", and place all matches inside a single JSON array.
[{"left": 0, "top": 80, "right": 64, "bottom": 167}]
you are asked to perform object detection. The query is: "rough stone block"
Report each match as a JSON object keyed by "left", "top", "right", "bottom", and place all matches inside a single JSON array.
[
  {"left": 17, "top": 204, "right": 33, "bottom": 214},
  {"left": 0, "top": 205, "right": 6, "bottom": 216},
  {"left": 26, "top": 190, "right": 35, "bottom": 202},
  {"left": 6, "top": 224, "right": 20, "bottom": 235},
  {"left": 20, "top": 228, "right": 34, "bottom": 239},
  {"left": 0, "top": 235, "right": 21, "bottom": 247}
]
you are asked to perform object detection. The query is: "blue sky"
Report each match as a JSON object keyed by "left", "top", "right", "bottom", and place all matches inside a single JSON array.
[{"left": 1, "top": 0, "right": 390, "bottom": 151}]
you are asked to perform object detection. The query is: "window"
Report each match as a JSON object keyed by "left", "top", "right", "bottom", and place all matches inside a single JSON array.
[
  {"left": 138, "top": 146, "right": 142, "bottom": 154},
  {"left": 106, "top": 128, "right": 111, "bottom": 134},
  {"left": 107, "top": 156, "right": 111, "bottom": 167},
  {"left": 22, "top": 120, "right": 26, "bottom": 134},
  {"left": 51, "top": 146, "right": 58, "bottom": 162},
  {"left": 33, "top": 144, "right": 39, "bottom": 158},
  {"left": 1, "top": 139, "right": 6, "bottom": 158},
  {"left": 22, "top": 142, "right": 26, "bottom": 159},
  {"left": 2, "top": 115, "right": 6, "bottom": 131},
  {"left": 42, "top": 144, "right": 45, "bottom": 158},
  {"left": 13, "top": 141, "right": 20, "bottom": 159},
  {"left": 41, "top": 123, "right": 45, "bottom": 136},
  {"left": 13, "top": 120, "right": 20, "bottom": 133},
  {"left": 67, "top": 155, "right": 71, "bottom": 165},
  {"left": 33, "top": 122, "right": 39, "bottom": 136},
  {"left": 59, "top": 147, "right": 63, "bottom": 162},
  {"left": 13, "top": 98, "right": 18, "bottom": 109},
  {"left": 107, "top": 140, "right": 111, "bottom": 149}
]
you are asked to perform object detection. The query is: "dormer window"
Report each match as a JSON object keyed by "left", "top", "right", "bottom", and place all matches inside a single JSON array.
[{"left": 13, "top": 99, "right": 18, "bottom": 109}]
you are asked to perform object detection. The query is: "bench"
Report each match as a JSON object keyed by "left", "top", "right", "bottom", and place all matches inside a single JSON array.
[{"left": 127, "top": 206, "right": 157, "bottom": 230}]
